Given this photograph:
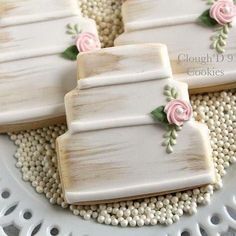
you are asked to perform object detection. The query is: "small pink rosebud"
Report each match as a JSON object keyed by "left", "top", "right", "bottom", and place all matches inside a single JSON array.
[
  {"left": 164, "top": 99, "right": 193, "bottom": 126},
  {"left": 210, "top": 0, "right": 236, "bottom": 25},
  {"left": 76, "top": 32, "right": 101, "bottom": 52}
]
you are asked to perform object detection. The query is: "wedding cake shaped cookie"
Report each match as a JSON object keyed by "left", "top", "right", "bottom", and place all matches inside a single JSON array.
[
  {"left": 115, "top": 0, "right": 236, "bottom": 93},
  {"left": 0, "top": 0, "right": 100, "bottom": 132},
  {"left": 56, "top": 44, "right": 215, "bottom": 204}
]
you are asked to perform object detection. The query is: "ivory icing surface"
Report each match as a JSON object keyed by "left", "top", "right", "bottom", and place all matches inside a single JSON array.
[
  {"left": 0, "top": 0, "right": 80, "bottom": 26},
  {"left": 115, "top": 0, "right": 236, "bottom": 92},
  {"left": 0, "top": 0, "right": 99, "bottom": 132},
  {"left": 0, "top": 17, "right": 97, "bottom": 62},
  {"left": 57, "top": 44, "right": 215, "bottom": 204}
]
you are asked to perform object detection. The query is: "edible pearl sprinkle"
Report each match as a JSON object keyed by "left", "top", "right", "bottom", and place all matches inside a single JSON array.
[{"left": 8, "top": 0, "right": 236, "bottom": 227}]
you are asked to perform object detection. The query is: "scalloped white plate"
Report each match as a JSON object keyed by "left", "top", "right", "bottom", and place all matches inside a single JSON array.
[{"left": 0, "top": 134, "right": 235, "bottom": 236}]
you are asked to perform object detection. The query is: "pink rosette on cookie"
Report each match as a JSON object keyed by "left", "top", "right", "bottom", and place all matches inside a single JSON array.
[
  {"left": 76, "top": 32, "right": 101, "bottom": 52},
  {"left": 164, "top": 99, "right": 192, "bottom": 126},
  {"left": 210, "top": 0, "right": 236, "bottom": 25}
]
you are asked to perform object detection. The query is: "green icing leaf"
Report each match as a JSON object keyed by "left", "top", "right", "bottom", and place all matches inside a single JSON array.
[
  {"left": 211, "top": 24, "right": 231, "bottom": 54},
  {"left": 151, "top": 106, "right": 168, "bottom": 124},
  {"left": 164, "top": 90, "right": 171, "bottom": 96},
  {"left": 164, "top": 85, "right": 178, "bottom": 101},
  {"left": 205, "top": 0, "right": 216, "bottom": 5},
  {"left": 61, "top": 45, "right": 79, "bottom": 61},
  {"left": 166, "top": 144, "right": 173, "bottom": 154},
  {"left": 67, "top": 23, "right": 73, "bottom": 29},
  {"left": 162, "top": 125, "right": 180, "bottom": 154},
  {"left": 199, "top": 9, "right": 218, "bottom": 27}
]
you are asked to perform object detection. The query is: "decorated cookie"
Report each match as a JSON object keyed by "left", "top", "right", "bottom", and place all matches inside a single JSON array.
[
  {"left": 115, "top": 0, "right": 236, "bottom": 93},
  {"left": 56, "top": 44, "right": 215, "bottom": 205},
  {"left": 0, "top": 0, "right": 100, "bottom": 132}
]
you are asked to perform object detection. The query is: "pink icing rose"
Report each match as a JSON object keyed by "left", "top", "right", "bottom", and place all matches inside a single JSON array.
[
  {"left": 210, "top": 0, "right": 236, "bottom": 25},
  {"left": 76, "top": 32, "right": 101, "bottom": 52},
  {"left": 164, "top": 99, "right": 193, "bottom": 126}
]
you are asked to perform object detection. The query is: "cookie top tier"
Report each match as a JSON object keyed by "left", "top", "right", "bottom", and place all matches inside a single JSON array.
[
  {"left": 65, "top": 44, "right": 186, "bottom": 130},
  {"left": 77, "top": 44, "right": 172, "bottom": 88},
  {"left": 122, "top": 0, "right": 206, "bottom": 32}
]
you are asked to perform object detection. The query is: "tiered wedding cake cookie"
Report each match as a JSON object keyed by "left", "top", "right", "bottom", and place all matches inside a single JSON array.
[
  {"left": 57, "top": 44, "right": 215, "bottom": 205},
  {"left": 115, "top": 0, "right": 236, "bottom": 93},
  {"left": 0, "top": 0, "right": 100, "bottom": 132}
]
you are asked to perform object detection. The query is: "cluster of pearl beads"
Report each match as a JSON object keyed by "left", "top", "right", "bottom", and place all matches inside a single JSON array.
[
  {"left": 80, "top": 0, "right": 124, "bottom": 48},
  {"left": 10, "top": 90, "right": 236, "bottom": 227}
]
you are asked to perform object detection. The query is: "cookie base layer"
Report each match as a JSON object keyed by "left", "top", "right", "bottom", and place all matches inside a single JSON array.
[
  {"left": 59, "top": 184, "right": 209, "bottom": 205},
  {"left": 57, "top": 121, "right": 215, "bottom": 204}
]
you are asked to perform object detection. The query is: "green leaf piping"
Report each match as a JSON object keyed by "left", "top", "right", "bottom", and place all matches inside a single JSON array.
[
  {"left": 199, "top": 9, "right": 218, "bottom": 27},
  {"left": 151, "top": 106, "right": 168, "bottom": 124},
  {"left": 204, "top": 0, "right": 216, "bottom": 5},
  {"left": 211, "top": 23, "right": 231, "bottom": 53},
  {"left": 150, "top": 85, "right": 184, "bottom": 154},
  {"left": 163, "top": 85, "right": 181, "bottom": 153},
  {"left": 66, "top": 23, "right": 81, "bottom": 38},
  {"left": 162, "top": 125, "right": 180, "bottom": 154},
  {"left": 61, "top": 45, "right": 79, "bottom": 61},
  {"left": 164, "top": 85, "right": 178, "bottom": 102}
]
